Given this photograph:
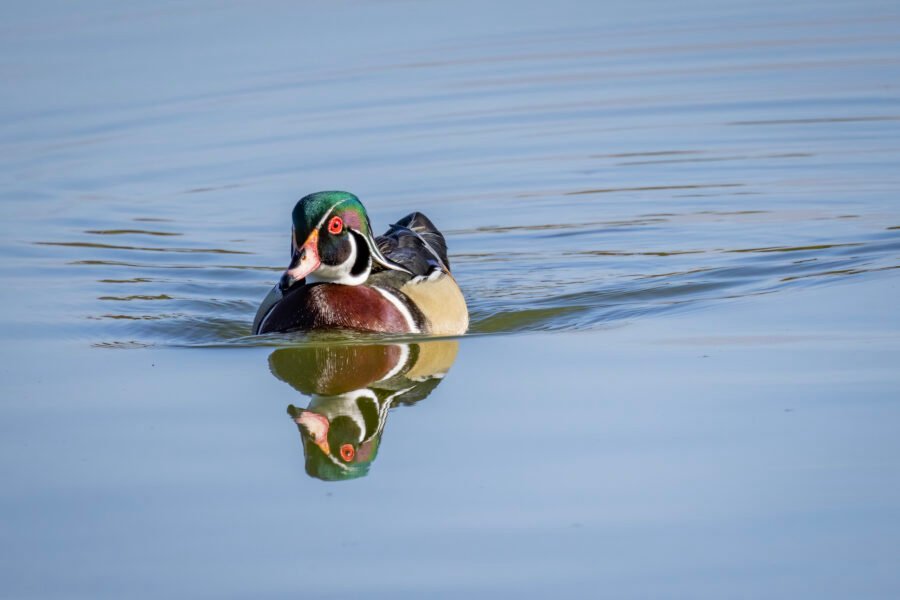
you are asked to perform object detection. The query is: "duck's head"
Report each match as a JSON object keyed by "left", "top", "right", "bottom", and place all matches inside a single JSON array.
[
  {"left": 269, "top": 342, "right": 459, "bottom": 481},
  {"left": 278, "top": 191, "right": 404, "bottom": 292},
  {"left": 288, "top": 398, "right": 383, "bottom": 481}
]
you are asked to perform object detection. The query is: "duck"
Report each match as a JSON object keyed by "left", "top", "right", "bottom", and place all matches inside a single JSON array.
[
  {"left": 270, "top": 340, "right": 459, "bottom": 481},
  {"left": 252, "top": 191, "right": 468, "bottom": 336}
]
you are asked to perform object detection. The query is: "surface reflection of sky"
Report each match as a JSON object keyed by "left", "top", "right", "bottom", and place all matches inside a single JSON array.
[{"left": 2, "top": 0, "right": 900, "bottom": 597}]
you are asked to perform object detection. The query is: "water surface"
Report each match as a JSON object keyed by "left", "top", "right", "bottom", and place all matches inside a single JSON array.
[{"left": 1, "top": 0, "right": 899, "bottom": 597}]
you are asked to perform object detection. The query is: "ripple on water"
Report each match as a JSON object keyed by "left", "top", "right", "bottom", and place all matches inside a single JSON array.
[
  {"left": 7, "top": 8, "right": 899, "bottom": 348},
  {"left": 30, "top": 207, "right": 895, "bottom": 347}
]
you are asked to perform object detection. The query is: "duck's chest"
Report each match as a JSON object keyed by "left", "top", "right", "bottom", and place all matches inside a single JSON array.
[{"left": 262, "top": 283, "right": 422, "bottom": 334}]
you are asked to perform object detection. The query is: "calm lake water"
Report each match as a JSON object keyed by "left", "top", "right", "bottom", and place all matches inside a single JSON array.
[{"left": 2, "top": 0, "right": 900, "bottom": 597}]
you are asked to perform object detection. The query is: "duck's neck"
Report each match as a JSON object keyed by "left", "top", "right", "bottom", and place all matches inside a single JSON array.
[{"left": 308, "top": 231, "right": 372, "bottom": 285}]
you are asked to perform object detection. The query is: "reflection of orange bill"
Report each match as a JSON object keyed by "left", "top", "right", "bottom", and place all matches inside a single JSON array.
[{"left": 294, "top": 409, "right": 330, "bottom": 455}]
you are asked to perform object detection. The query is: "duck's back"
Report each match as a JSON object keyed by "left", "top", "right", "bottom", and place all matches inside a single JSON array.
[
  {"left": 374, "top": 212, "right": 450, "bottom": 278},
  {"left": 371, "top": 212, "right": 468, "bottom": 336}
]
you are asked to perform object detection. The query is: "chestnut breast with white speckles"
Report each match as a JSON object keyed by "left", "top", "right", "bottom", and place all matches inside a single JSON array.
[{"left": 257, "top": 283, "right": 423, "bottom": 334}]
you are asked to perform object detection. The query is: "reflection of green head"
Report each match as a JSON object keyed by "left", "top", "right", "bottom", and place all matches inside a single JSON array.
[
  {"left": 271, "top": 341, "right": 459, "bottom": 482},
  {"left": 303, "top": 441, "right": 381, "bottom": 481},
  {"left": 304, "top": 430, "right": 381, "bottom": 482},
  {"left": 288, "top": 404, "right": 383, "bottom": 482}
]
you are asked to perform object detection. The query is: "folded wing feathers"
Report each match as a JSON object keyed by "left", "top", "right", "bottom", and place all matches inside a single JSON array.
[{"left": 374, "top": 212, "right": 452, "bottom": 280}]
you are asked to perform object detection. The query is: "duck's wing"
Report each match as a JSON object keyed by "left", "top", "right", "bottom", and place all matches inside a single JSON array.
[
  {"left": 370, "top": 212, "right": 469, "bottom": 335},
  {"left": 373, "top": 212, "right": 451, "bottom": 279}
]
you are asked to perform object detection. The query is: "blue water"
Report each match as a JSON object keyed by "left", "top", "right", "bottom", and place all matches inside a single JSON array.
[{"left": 1, "top": 1, "right": 899, "bottom": 597}]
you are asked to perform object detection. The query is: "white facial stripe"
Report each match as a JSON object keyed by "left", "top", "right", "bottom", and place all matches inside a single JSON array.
[
  {"left": 318, "top": 450, "right": 350, "bottom": 471},
  {"left": 293, "top": 196, "right": 351, "bottom": 253},
  {"left": 313, "top": 197, "right": 352, "bottom": 232},
  {"left": 310, "top": 389, "right": 377, "bottom": 440},
  {"left": 373, "top": 287, "right": 420, "bottom": 333},
  {"left": 307, "top": 233, "right": 370, "bottom": 285},
  {"left": 307, "top": 196, "right": 410, "bottom": 276}
]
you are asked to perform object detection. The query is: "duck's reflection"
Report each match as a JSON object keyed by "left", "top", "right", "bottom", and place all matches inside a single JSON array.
[{"left": 268, "top": 341, "right": 459, "bottom": 481}]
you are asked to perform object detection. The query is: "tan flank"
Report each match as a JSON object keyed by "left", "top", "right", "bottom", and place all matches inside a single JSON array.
[{"left": 401, "top": 274, "right": 469, "bottom": 335}]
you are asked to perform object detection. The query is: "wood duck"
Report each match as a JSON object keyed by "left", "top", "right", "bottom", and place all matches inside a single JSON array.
[
  {"left": 253, "top": 191, "right": 468, "bottom": 335},
  {"left": 270, "top": 341, "right": 459, "bottom": 481}
]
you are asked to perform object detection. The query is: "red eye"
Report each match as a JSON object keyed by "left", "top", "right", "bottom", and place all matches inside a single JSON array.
[
  {"left": 339, "top": 444, "right": 355, "bottom": 462},
  {"left": 327, "top": 216, "right": 343, "bottom": 235}
]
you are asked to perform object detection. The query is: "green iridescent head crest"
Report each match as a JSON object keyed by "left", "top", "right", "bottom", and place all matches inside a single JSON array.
[
  {"left": 291, "top": 191, "right": 371, "bottom": 239},
  {"left": 290, "top": 190, "right": 410, "bottom": 275}
]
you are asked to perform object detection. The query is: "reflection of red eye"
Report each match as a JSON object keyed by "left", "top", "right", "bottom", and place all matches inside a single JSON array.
[
  {"left": 339, "top": 444, "right": 355, "bottom": 462},
  {"left": 327, "top": 216, "right": 343, "bottom": 235}
]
